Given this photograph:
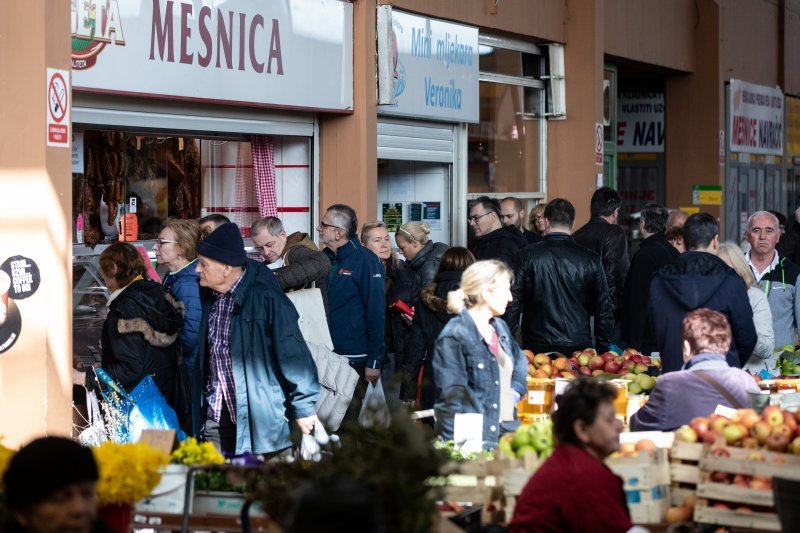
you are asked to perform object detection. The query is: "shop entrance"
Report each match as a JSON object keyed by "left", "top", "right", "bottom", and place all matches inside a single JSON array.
[{"left": 724, "top": 160, "right": 784, "bottom": 242}]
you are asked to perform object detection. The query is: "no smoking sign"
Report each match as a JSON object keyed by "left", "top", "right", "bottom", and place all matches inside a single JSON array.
[{"left": 46, "top": 68, "right": 70, "bottom": 148}]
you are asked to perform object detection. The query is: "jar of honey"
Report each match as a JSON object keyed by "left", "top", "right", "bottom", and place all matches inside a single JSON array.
[{"left": 517, "top": 378, "right": 555, "bottom": 421}]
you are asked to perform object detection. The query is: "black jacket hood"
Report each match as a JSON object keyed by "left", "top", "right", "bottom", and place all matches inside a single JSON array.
[
  {"left": 483, "top": 224, "right": 528, "bottom": 248},
  {"left": 113, "top": 279, "right": 184, "bottom": 342},
  {"left": 656, "top": 251, "right": 738, "bottom": 309}
]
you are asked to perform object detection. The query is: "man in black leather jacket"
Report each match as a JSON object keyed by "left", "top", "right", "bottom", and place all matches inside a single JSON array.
[
  {"left": 506, "top": 198, "right": 614, "bottom": 355},
  {"left": 573, "top": 187, "right": 630, "bottom": 342}
]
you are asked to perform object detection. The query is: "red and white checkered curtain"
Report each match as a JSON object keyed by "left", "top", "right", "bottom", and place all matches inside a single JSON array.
[
  {"left": 232, "top": 142, "right": 255, "bottom": 233},
  {"left": 250, "top": 136, "right": 278, "bottom": 218}
]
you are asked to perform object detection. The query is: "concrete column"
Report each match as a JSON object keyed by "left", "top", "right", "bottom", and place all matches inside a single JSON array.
[
  {"left": 319, "top": 0, "right": 378, "bottom": 227},
  {"left": 0, "top": 1, "right": 73, "bottom": 446},
  {"left": 547, "top": 0, "right": 606, "bottom": 227},
  {"left": 665, "top": 1, "right": 721, "bottom": 219}
]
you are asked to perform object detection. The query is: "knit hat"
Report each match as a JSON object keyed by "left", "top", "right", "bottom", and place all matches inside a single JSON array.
[
  {"left": 196, "top": 222, "right": 248, "bottom": 266},
  {"left": 2, "top": 437, "right": 99, "bottom": 510}
]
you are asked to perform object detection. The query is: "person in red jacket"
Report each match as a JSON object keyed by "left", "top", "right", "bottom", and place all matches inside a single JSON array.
[{"left": 509, "top": 378, "right": 632, "bottom": 533}]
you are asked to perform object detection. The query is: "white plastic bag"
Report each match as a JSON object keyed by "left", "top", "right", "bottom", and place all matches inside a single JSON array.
[
  {"left": 299, "top": 421, "right": 330, "bottom": 461},
  {"left": 79, "top": 390, "right": 108, "bottom": 447},
  {"left": 358, "top": 379, "right": 391, "bottom": 428}
]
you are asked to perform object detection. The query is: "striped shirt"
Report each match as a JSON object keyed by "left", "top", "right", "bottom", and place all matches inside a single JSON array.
[{"left": 206, "top": 271, "right": 245, "bottom": 424}]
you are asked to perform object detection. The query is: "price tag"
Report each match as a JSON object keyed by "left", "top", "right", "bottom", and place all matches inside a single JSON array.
[
  {"left": 528, "top": 390, "right": 546, "bottom": 405},
  {"left": 714, "top": 404, "right": 737, "bottom": 419}
]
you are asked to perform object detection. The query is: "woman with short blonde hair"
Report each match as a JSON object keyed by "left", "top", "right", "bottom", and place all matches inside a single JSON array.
[
  {"left": 718, "top": 242, "right": 774, "bottom": 373},
  {"left": 395, "top": 221, "right": 449, "bottom": 287},
  {"left": 360, "top": 221, "right": 420, "bottom": 385},
  {"left": 433, "top": 260, "right": 527, "bottom": 450}
]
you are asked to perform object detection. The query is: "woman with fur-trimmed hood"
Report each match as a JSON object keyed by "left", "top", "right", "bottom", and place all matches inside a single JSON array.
[
  {"left": 74, "top": 242, "right": 183, "bottom": 408},
  {"left": 401, "top": 247, "right": 475, "bottom": 410}
]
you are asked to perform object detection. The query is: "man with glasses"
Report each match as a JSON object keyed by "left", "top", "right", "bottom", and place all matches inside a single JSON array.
[
  {"left": 745, "top": 210, "right": 800, "bottom": 353},
  {"left": 251, "top": 216, "right": 330, "bottom": 311},
  {"left": 468, "top": 196, "right": 528, "bottom": 267},
  {"left": 318, "top": 204, "right": 386, "bottom": 388}
]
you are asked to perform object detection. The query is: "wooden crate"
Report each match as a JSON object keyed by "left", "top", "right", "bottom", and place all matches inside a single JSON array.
[
  {"left": 693, "top": 500, "right": 780, "bottom": 531},
  {"left": 669, "top": 440, "right": 704, "bottom": 506},
  {"left": 440, "top": 453, "right": 539, "bottom": 507},
  {"left": 501, "top": 467, "right": 535, "bottom": 520},
  {"left": 692, "top": 442, "right": 800, "bottom": 530},
  {"left": 607, "top": 449, "right": 671, "bottom": 524}
]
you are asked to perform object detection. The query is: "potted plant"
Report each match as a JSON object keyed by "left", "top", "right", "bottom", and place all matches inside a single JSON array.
[{"left": 92, "top": 441, "right": 168, "bottom": 532}]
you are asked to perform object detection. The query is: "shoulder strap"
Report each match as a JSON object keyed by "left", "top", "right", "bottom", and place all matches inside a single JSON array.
[{"left": 693, "top": 370, "right": 746, "bottom": 409}]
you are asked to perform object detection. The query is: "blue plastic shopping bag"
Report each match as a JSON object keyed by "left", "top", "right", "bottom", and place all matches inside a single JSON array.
[{"left": 95, "top": 368, "right": 187, "bottom": 443}]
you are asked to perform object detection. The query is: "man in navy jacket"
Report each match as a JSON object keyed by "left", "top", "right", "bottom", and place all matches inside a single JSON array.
[
  {"left": 319, "top": 204, "right": 386, "bottom": 383},
  {"left": 649, "top": 213, "right": 757, "bottom": 372}
]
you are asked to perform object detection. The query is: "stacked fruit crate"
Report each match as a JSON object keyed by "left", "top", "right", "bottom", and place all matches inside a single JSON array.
[{"left": 693, "top": 443, "right": 800, "bottom": 530}]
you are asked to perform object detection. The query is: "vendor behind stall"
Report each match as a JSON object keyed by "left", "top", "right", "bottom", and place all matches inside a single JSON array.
[
  {"left": 630, "top": 308, "right": 759, "bottom": 431},
  {"left": 509, "top": 379, "right": 632, "bottom": 533},
  {"left": 2, "top": 437, "right": 114, "bottom": 533}
]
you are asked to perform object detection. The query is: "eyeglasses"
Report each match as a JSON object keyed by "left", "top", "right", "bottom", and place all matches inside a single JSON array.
[
  {"left": 468, "top": 212, "right": 492, "bottom": 224},
  {"left": 154, "top": 238, "right": 177, "bottom": 247},
  {"left": 317, "top": 221, "right": 342, "bottom": 231}
]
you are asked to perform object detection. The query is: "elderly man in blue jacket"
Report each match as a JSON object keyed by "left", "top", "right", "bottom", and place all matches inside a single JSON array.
[
  {"left": 194, "top": 223, "right": 319, "bottom": 456},
  {"left": 319, "top": 204, "right": 386, "bottom": 382}
]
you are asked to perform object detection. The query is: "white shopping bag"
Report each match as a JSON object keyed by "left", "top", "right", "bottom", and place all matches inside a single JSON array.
[
  {"left": 299, "top": 421, "right": 330, "bottom": 461},
  {"left": 358, "top": 379, "right": 391, "bottom": 428},
  {"left": 285, "top": 288, "right": 334, "bottom": 350},
  {"left": 79, "top": 390, "right": 108, "bottom": 447}
]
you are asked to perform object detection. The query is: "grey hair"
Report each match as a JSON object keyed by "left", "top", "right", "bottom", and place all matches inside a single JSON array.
[
  {"left": 746, "top": 211, "right": 780, "bottom": 231},
  {"left": 326, "top": 204, "right": 358, "bottom": 240},
  {"left": 251, "top": 216, "right": 284, "bottom": 237}
]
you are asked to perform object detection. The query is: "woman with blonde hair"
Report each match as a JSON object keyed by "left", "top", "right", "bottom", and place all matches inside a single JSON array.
[
  {"left": 529, "top": 204, "right": 546, "bottom": 237},
  {"left": 361, "top": 221, "right": 420, "bottom": 386},
  {"left": 433, "top": 260, "right": 528, "bottom": 449},
  {"left": 155, "top": 218, "right": 203, "bottom": 434},
  {"left": 395, "top": 221, "right": 449, "bottom": 287},
  {"left": 717, "top": 242, "right": 774, "bottom": 373}
]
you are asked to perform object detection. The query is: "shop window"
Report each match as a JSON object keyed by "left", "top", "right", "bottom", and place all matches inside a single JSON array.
[
  {"left": 468, "top": 36, "right": 546, "bottom": 197},
  {"left": 72, "top": 131, "right": 311, "bottom": 246}
]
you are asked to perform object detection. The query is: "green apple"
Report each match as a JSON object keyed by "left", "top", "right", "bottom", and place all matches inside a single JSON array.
[
  {"left": 628, "top": 383, "right": 643, "bottom": 395},
  {"left": 497, "top": 439, "right": 515, "bottom": 458},
  {"left": 516, "top": 445, "right": 537, "bottom": 459},
  {"left": 530, "top": 432, "right": 553, "bottom": 453},
  {"left": 638, "top": 375, "right": 656, "bottom": 391},
  {"left": 511, "top": 429, "right": 531, "bottom": 451}
]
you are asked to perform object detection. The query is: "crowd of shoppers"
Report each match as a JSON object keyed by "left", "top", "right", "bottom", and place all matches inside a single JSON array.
[{"left": 68, "top": 183, "right": 800, "bottom": 462}]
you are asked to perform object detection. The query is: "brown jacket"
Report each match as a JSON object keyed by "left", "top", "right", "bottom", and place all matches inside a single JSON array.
[{"left": 275, "top": 232, "right": 330, "bottom": 311}]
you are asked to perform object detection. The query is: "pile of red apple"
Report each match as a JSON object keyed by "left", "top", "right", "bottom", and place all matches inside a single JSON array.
[
  {"left": 674, "top": 406, "right": 800, "bottom": 454},
  {"left": 523, "top": 348, "right": 661, "bottom": 392}
]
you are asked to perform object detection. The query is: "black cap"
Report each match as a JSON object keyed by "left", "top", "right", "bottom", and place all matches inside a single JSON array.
[
  {"left": 2, "top": 437, "right": 99, "bottom": 510},
  {"left": 197, "top": 222, "right": 248, "bottom": 266}
]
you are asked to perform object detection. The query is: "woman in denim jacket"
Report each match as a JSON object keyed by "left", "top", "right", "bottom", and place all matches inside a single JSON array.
[{"left": 433, "top": 260, "right": 528, "bottom": 450}]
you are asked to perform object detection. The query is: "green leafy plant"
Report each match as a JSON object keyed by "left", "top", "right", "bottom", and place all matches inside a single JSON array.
[{"left": 247, "top": 408, "right": 446, "bottom": 533}]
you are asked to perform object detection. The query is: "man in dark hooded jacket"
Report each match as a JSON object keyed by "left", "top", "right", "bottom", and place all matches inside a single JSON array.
[{"left": 649, "top": 213, "right": 757, "bottom": 372}]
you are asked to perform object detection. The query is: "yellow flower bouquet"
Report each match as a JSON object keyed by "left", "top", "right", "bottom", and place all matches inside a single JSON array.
[
  {"left": 92, "top": 441, "right": 169, "bottom": 505},
  {"left": 170, "top": 437, "right": 224, "bottom": 466}
]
